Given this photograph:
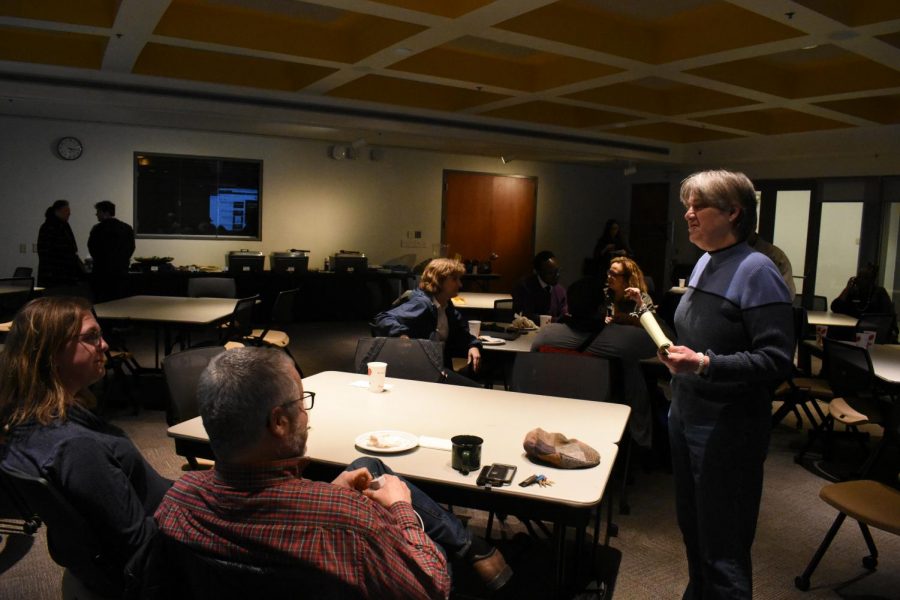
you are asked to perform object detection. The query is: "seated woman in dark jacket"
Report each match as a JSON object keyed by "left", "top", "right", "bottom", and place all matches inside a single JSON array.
[
  {"left": 0, "top": 297, "right": 171, "bottom": 595},
  {"left": 373, "top": 258, "right": 482, "bottom": 373}
]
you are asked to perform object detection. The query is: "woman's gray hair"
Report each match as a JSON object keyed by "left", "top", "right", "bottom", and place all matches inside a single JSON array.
[
  {"left": 197, "top": 347, "right": 299, "bottom": 460},
  {"left": 680, "top": 170, "right": 758, "bottom": 241}
]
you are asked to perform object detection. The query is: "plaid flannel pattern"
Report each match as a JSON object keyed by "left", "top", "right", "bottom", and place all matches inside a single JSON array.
[{"left": 154, "top": 458, "right": 450, "bottom": 599}]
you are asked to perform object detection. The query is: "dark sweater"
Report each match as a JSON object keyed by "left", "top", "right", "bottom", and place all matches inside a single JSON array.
[
  {"left": 672, "top": 243, "right": 793, "bottom": 420},
  {"left": 1, "top": 404, "right": 171, "bottom": 575}
]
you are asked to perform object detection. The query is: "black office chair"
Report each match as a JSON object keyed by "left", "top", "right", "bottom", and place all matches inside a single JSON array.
[
  {"left": 773, "top": 307, "right": 831, "bottom": 430},
  {"left": 12, "top": 266, "right": 33, "bottom": 278},
  {"left": 187, "top": 277, "right": 236, "bottom": 299},
  {"left": 493, "top": 298, "right": 514, "bottom": 323},
  {"left": 163, "top": 346, "right": 226, "bottom": 467},
  {"left": 353, "top": 337, "right": 447, "bottom": 384},
  {"left": 0, "top": 464, "right": 125, "bottom": 597},
  {"left": 812, "top": 295, "right": 827, "bottom": 312},
  {"left": 160, "top": 537, "right": 360, "bottom": 600}
]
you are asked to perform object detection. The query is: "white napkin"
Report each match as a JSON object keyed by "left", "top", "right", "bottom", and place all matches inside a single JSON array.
[
  {"left": 418, "top": 436, "right": 452, "bottom": 451},
  {"left": 350, "top": 380, "right": 394, "bottom": 390}
]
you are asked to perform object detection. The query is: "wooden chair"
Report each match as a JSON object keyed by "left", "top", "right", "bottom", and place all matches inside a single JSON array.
[{"left": 794, "top": 478, "right": 900, "bottom": 591}]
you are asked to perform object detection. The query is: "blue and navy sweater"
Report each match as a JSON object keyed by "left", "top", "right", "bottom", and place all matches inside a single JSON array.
[{"left": 673, "top": 242, "right": 794, "bottom": 419}]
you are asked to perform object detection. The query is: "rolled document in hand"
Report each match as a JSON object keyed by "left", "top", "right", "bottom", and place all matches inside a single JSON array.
[{"left": 639, "top": 311, "right": 673, "bottom": 355}]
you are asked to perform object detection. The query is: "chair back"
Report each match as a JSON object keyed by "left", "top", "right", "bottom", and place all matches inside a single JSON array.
[
  {"left": 493, "top": 298, "right": 514, "bottom": 322},
  {"left": 0, "top": 465, "right": 123, "bottom": 596},
  {"left": 856, "top": 313, "right": 895, "bottom": 344},
  {"left": 353, "top": 337, "right": 446, "bottom": 383},
  {"left": 510, "top": 352, "right": 611, "bottom": 402},
  {"left": 224, "top": 296, "right": 258, "bottom": 340},
  {"left": 162, "top": 537, "right": 360, "bottom": 600},
  {"left": 12, "top": 266, "right": 33, "bottom": 278},
  {"left": 792, "top": 306, "right": 810, "bottom": 353},
  {"left": 0, "top": 277, "right": 34, "bottom": 320},
  {"left": 823, "top": 338, "right": 874, "bottom": 399},
  {"left": 811, "top": 295, "right": 827, "bottom": 312},
  {"left": 263, "top": 288, "right": 298, "bottom": 333},
  {"left": 188, "top": 277, "right": 236, "bottom": 299},
  {"left": 163, "top": 346, "right": 226, "bottom": 425}
]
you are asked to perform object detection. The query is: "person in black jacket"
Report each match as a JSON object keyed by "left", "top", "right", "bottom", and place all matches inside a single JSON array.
[
  {"left": 88, "top": 201, "right": 135, "bottom": 301},
  {"left": 37, "top": 200, "right": 83, "bottom": 288}
]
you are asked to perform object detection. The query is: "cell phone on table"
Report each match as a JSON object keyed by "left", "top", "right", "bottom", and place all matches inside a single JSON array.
[{"left": 476, "top": 463, "right": 517, "bottom": 487}]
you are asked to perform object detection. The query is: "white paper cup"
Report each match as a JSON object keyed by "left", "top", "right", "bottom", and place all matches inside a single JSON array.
[
  {"left": 678, "top": 278, "right": 686, "bottom": 288},
  {"left": 468, "top": 320, "right": 481, "bottom": 337},
  {"left": 815, "top": 325, "right": 828, "bottom": 347},
  {"left": 855, "top": 330, "right": 876, "bottom": 349},
  {"left": 367, "top": 361, "right": 387, "bottom": 393},
  {"left": 539, "top": 314, "right": 552, "bottom": 327}
]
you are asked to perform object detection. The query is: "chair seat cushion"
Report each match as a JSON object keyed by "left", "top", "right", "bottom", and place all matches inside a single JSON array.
[
  {"left": 820, "top": 480, "right": 900, "bottom": 535},
  {"left": 250, "top": 329, "right": 289, "bottom": 347},
  {"left": 224, "top": 341, "right": 245, "bottom": 350},
  {"left": 828, "top": 397, "right": 869, "bottom": 425},
  {"left": 788, "top": 377, "right": 833, "bottom": 400}
]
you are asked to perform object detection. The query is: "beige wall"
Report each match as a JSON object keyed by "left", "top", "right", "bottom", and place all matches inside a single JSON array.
[{"left": 0, "top": 115, "right": 625, "bottom": 287}]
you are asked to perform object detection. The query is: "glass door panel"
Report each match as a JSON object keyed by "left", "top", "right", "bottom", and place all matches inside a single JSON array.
[
  {"left": 879, "top": 202, "right": 900, "bottom": 314},
  {"left": 772, "top": 190, "right": 810, "bottom": 294},
  {"left": 815, "top": 203, "right": 863, "bottom": 309}
]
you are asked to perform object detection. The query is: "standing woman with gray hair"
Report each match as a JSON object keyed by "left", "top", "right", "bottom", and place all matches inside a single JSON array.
[{"left": 656, "top": 170, "right": 793, "bottom": 598}]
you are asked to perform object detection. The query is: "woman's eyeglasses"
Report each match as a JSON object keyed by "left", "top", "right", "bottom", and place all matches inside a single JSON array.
[
  {"left": 76, "top": 330, "right": 104, "bottom": 347},
  {"left": 280, "top": 391, "right": 315, "bottom": 411},
  {"left": 607, "top": 270, "right": 625, "bottom": 278}
]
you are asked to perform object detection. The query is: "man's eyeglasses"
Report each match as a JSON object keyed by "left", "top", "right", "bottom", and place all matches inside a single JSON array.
[
  {"left": 280, "top": 391, "right": 315, "bottom": 411},
  {"left": 76, "top": 330, "right": 104, "bottom": 347}
]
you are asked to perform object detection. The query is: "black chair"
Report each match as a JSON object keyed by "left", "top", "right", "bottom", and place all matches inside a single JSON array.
[
  {"left": 159, "top": 537, "right": 360, "bottom": 600},
  {"left": 164, "top": 346, "right": 226, "bottom": 426},
  {"left": 812, "top": 295, "right": 827, "bottom": 312},
  {"left": 163, "top": 346, "right": 226, "bottom": 467},
  {"left": 353, "top": 337, "right": 447, "bottom": 384},
  {"left": 797, "top": 339, "right": 886, "bottom": 476},
  {"left": 773, "top": 307, "right": 831, "bottom": 430},
  {"left": 187, "top": 277, "right": 236, "bottom": 299},
  {"left": 12, "top": 266, "right": 32, "bottom": 278},
  {"left": 509, "top": 352, "right": 612, "bottom": 403},
  {"left": 493, "top": 298, "right": 514, "bottom": 323},
  {"left": 244, "top": 288, "right": 297, "bottom": 349},
  {"left": 0, "top": 464, "right": 124, "bottom": 597},
  {"left": 857, "top": 312, "right": 896, "bottom": 344},
  {"left": 0, "top": 276, "right": 34, "bottom": 322}
]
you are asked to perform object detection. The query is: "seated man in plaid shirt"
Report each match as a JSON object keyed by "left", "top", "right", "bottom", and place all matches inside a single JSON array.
[{"left": 155, "top": 347, "right": 511, "bottom": 598}]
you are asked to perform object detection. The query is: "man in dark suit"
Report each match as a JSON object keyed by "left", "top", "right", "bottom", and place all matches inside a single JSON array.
[{"left": 512, "top": 250, "right": 568, "bottom": 323}]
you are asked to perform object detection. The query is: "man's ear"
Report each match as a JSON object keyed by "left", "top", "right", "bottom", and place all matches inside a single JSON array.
[
  {"left": 729, "top": 206, "right": 741, "bottom": 224},
  {"left": 268, "top": 406, "right": 291, "bottom": 438}
]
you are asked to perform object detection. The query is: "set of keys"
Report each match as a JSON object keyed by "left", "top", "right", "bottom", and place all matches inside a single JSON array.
[{"left": 519, "top": 474, "right": 554, "bottom": 488}]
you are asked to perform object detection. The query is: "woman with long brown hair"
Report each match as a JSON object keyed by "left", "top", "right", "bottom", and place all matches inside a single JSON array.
[
  {"left": 605, "top": 256, "right": 654, "bottom": 327},
  {"left": 0, "top": 296, "right": 170, "bottom": 594}
]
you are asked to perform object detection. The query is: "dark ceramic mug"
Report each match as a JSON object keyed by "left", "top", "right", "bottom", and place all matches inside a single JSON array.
[{"left": 451, "top": 435, "right": 483, "bottom": 475}]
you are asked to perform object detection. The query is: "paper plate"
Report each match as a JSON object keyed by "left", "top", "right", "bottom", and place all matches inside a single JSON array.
[
  {"left": 355, "top": 430, "right": 419, "bottom": 453},
  {"left": 479, "top": 336, "right": 506, "bottom": 345}
]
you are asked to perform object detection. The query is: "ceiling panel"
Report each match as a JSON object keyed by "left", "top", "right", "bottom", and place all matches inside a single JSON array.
[
  {"left": 687, "top": 45, "right": 900, "bottom": 99},
  {"left": 0, "top": 0, "right": 119, "bottom": 28},
  {"left": 133, "top": 43, "right": 337, "bottom": 91},
  {"left": 815, "top": 94, "right": 900, "bottom": 124},
  {"left": 610, "top": 122, "right": 743, "bottom": 143},
  {"left": 327, "top": 74, "right": 509, "bottom": 111},
  {"left": 482, "top": 100, "right": 632, "bottom": 128},
  {"left": 792, "top": 0, "right": 900, "bottom": 27},
  {"left": 566, "top": 78, "right": 756, "bottom": 115},
  {"left": 0, "top": 25, "right": 106, "bottom": 69},
  {"left": 389, "top": 36, "right": 621, "bottom": 92},
  {"left": 154, "top": 0, "right": 425, "bottom": 63},
  {"left": 695, "top": 107, "right": 851, "bottom": 135},
  {"left": 370, "top": 0, "right": 495, "bottom": 19}
]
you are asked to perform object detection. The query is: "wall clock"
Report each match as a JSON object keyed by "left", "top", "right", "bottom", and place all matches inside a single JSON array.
[{"left": 56, "top": 136, "right": 83, "bottom": 160}]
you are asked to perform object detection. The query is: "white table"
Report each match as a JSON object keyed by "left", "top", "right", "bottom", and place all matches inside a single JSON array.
[
  {"left": 95, "top": 295, "right": 238, "bottom": 366},
  {"left": 480, "top": 327, "right": 539, "bottom": 354},
  {"left": 169, "top": 370, "right": 626, "bottom": 592},
  {"left": 869, "top": 344, "right": 900, "bottom": 386},
  {"left": 451, "top": 292, "right": 511, "bottom": 311},
  {"left": 806, "top": 310, "right": 858, "bottom": 328}
]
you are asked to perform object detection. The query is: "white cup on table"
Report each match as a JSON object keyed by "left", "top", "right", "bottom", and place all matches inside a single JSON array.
[
  {"left": 468, "top": 320, "right": 481, "bottom": 337},
  {"left": 539, "top": 314, "right": 552, "bottom": 327},
  {"left": 367, "top": 362, "right": 388, "bottom": 393},
  {"left": 678, "top": 278, "right": 686, "bottom": 288}
]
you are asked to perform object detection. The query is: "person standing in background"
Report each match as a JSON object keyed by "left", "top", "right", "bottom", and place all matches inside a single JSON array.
[
  {"left": 37, "top": 199, "right": 83, "bottom": 289},
  {"left": 747, "top": 232, "right": 796, "bottom": 297},
  {"left": 593, "top": 219, "right": 632, "bottom": 270},
  {"left": 88, "top": 201, "right": 135, "bottom": 302},
  {"left": 658, "top": 170, "right": 793, "bottom": 599}
]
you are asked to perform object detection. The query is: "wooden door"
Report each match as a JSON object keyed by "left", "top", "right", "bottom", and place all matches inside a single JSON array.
[
  {"left": 629, "top": 182, "right": 670, "bottom": 297},
  {"left": 442, "top": 171, "right": 537, "bottom": 293}
]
